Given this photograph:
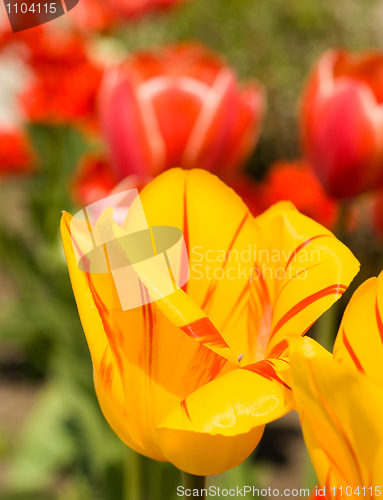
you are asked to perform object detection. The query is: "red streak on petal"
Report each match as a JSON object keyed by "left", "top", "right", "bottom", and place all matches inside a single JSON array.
[
  {"left": 180, "top": 399, "right": 192, "bottom": 422},
  {"left": 375, "top": 298, "right": 383, "bottom": 344},
  {"left": 275, "top": 262, "right": 324, "bottom": 304},
  {"left": 100, "top": 348, "right": 114, "bottom": 391},
  {"left": 244, "top": 359, "right": 290, "bottom": 389},
  {"left": 342, "top": 328, "right": 365, "bottom": 374},
  {"left": 284, "top": 234, "right": 330, "bottom": 271},
  {"left": 146, "top": 301, "right": 155, "bottom": 376},
  {"left": 181, "top": 186, "right": 190, "bottom": 293},
  {"left": 64, "top": 216, "right": 124, "bottom": 374},
  {"left": 180, "top": 317, "right": 230, "bottom": 349},
  {"left": 201, "top": 211, "right": 250, "bottom": 311},
  {"left": 267, "top": 339, "right": 289, "bottom": 359},
  {"left": 220, "top": 281, "right": 250, "bottom": 333},
  {"left": 269, "top": 284, "right": 347, "bottom": 342},
  {"left": 87, "top": 277, "right": 124, "bottom": 374}
]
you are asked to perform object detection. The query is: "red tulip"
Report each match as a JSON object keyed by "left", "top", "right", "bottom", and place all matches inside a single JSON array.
[
  {"left": 1, "top": 28, "right": 103, "bottom": 127},
  {"left": 301, "top": 49, "right": 383, "bottom": 199},
  {"left": 69, "top": 155, "right": 120, "bottom": 206},
  {"left": 259, "top": 160, "right": 339, "bottom": 229},
  {"left": 67, "top": 0, "right": 186, "bottom": 32},
  {"left": 230, "top": 160, "right": 339, "bottom": 228},
  {"left": 69, "top": 153, "right": 151, "bottom": 206},
  {"left": 0, "top": 129, "right": 34, "bottom": 176},
  {"left": 100, "top": 44, "right": 265, "bottom": 179}
]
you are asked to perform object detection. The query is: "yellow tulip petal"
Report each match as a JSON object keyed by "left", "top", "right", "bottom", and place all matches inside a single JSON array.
[
  {"left": 138, "top": 168, "right": 258, "bottom": 362},
  {"left": 139, "top": 172, "right": 359, "bottom": 366},
  {"left": 249, "top": 202, "right": 359, "bottom": 363},
  {"left": 290, "top": 337, "right": 383, "bottom": 492},
  {"left": 334, "top": 272, "right": 383, "bottom": 384},
  {"left": 155, "top": 360, "right": 293, "bottom": 475},
  {"left": 95, "top": 197, "right": 240, "bottom": 365},
  {"left": 60, "top": 211, "right": 235, "bottom": 461}
]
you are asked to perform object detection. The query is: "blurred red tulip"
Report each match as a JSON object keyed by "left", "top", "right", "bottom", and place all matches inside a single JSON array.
[
  {"left": 231, "top": 160, "right": 338, "bottom": 229},
  {"left": 100, "top": 44, "right": 265, "bottom": 179},
  {"left": 228, "top": 176, "right": 264, "bottom": 217},
  {"left": 69, "top": 154, "right": 120, "bottom": 206},
  {"left": 0, "top": 28, "right": 102, "bottom": 127},
  {"left": 0, "top": 130, "right": 34, "bottom": 176},
  {"left": 70, "top": 154, "right": 152, "bottom": 206},
  {"left": 301, "top": 49, "right": 383, "bottom": 199},
  {"left": 67, "top": 0, "right": 186, "bottom": 32},
  {"left": 260, "top": 160, "right": 339, "bottom": 228}
]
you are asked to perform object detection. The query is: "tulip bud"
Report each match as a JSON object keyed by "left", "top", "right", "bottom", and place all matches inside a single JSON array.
[
  {"left": 300, "top": 49, "right": 383, "bottom": 199},
  {"left": 99, "top": 44, "right": 265, "bottom": 180}
]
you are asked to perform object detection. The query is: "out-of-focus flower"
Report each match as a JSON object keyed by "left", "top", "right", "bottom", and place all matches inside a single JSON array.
[
  {"left": 69, "top": 154, "right": 120, "bottom": 206},
  {"left": 70, "top": 153, "right": 152, "bottom": 206},
  {"left": 1, "top": 28, "right": 102, "bottom": 127},
  {"left": 230, "top": 161, "right": 339, "bottom": 229},
  {"left": 0, "top": 37, "right": 34, "bottom": 175},
  {"left": 61, "top": 168, "right": 358, "bottom": 476},
  {"left": 0, "top": 130, "right": 34, "bottom": 175},
  {"left": 67, "top": 0, "right": 186, "bottom": 32},
  {"left": 228, "top": 175, "right": 264, "bottom": 218},
  {"left": 100, "top": 44, "right": 265, "bottom": 179},
  {"left": 259, "top": 160, "right": 339, "bottom": 228},
  {"left": 65, "top": 0, "right": 119, "bottom": 33},
  {"left": 301, "top": 49, "right": 383, "bottom": 199},
  {"left": 290, "top": 271, "right": 383, "bottom": 498}
]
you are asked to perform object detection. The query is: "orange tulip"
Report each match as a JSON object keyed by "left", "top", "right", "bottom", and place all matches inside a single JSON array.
[
  {"left": 60, "top": 169, "right": 359, "bottom": 476},
  {"left": 99, "top": 44, "right": 265, "bottom": 179},
  {"left": 301, "top": 49, "right": 383, "bottom": 199}
]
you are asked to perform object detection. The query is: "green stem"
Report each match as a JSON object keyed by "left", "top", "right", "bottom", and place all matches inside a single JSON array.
[
  {"left": 125, "top": 449, "right": 142, "bottom": 500},
  {"left": 181, "top": 472, "right": 206, "bottom": 499}
]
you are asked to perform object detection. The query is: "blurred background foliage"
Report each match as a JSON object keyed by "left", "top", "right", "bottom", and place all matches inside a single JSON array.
[{"left": 1, "top": 0, "right": 383, "bottom": 498}]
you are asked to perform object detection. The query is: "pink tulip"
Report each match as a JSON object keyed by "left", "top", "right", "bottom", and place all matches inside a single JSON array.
[
  {"left": 301, "top": 49, "right": 383, "bottom": 199},
  {"left": 99, "top": 44, "right": 265, "bottom": 179}
]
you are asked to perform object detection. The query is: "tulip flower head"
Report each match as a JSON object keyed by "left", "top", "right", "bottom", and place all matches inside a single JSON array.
[
  {"left": 66, "top": 0, "right": 187, "bottom": 32},
  {"left": 2, "top": 28, "right": 103, "bottom": 126},
  {"left": 99, "top": 44, "right": 265, "bottom": 180},
  {"left": 290, "top": 271, "right": 383, "bottom": 498},
  {"left": 258, "top": 160, "right": 339, "bottom": 228},
  {"left": 61, "top": 169, "right": 359, "bottom": 476},
  {"left": 301, "top": 49, "right": 383, "bottom": 199}
]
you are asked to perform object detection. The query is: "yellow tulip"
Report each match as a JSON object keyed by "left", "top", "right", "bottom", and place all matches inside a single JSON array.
[
  {"left": 290, "top": 271, "right": 383, "bottom": 499},
  {"left": 60, "top": 168, "right": 359, "bottom": 476}
]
